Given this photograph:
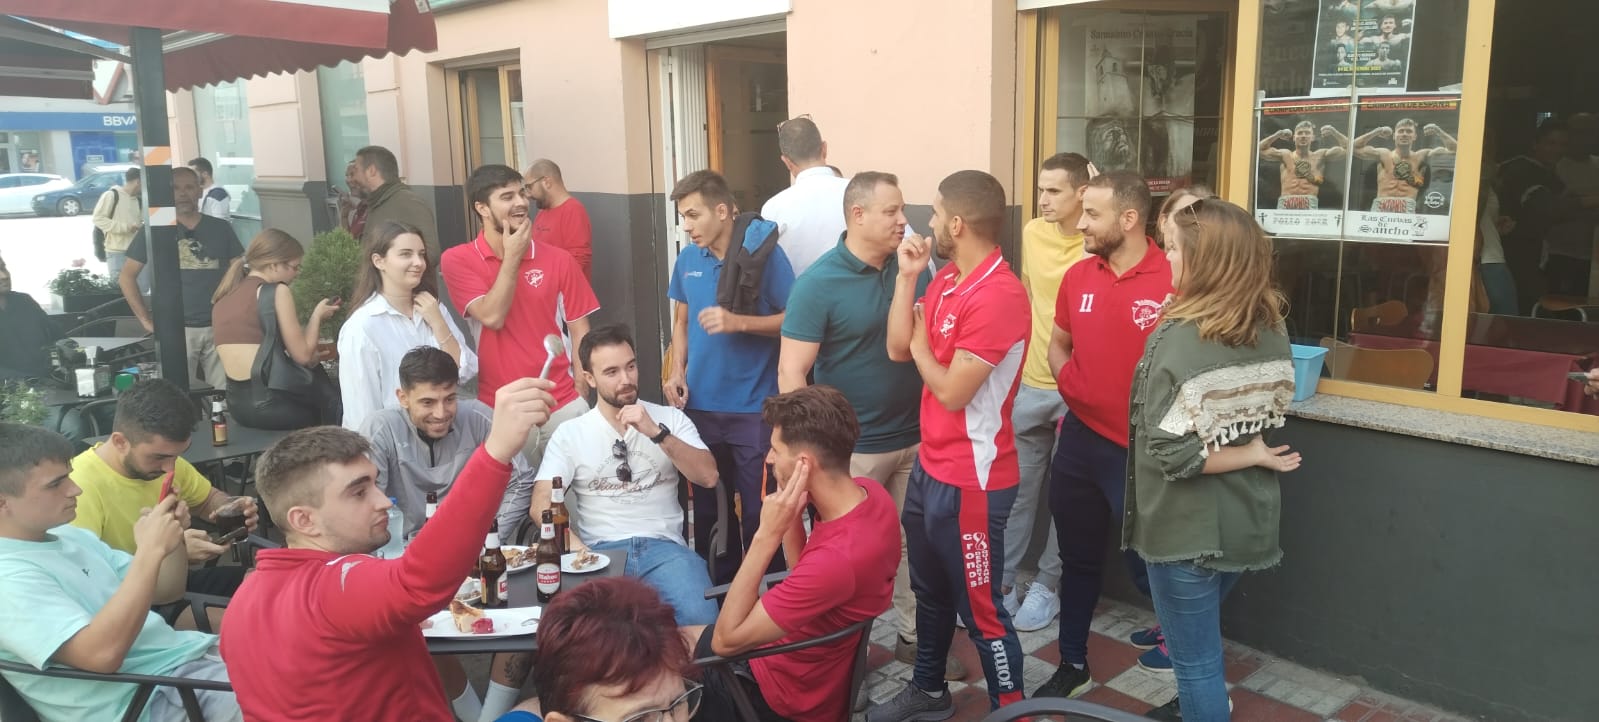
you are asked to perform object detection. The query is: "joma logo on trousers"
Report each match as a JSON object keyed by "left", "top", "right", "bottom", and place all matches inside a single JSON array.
[{"left": 989, "top": 640, "right": 1014, "bottom": 687}]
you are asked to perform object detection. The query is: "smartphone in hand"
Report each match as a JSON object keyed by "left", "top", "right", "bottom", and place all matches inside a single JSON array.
[
  {"left": 1569, "top": 371, "right": 1593, "bottom": 383},
  {"left": 158, "top": 469, "right": 175, "bottom": 502}
]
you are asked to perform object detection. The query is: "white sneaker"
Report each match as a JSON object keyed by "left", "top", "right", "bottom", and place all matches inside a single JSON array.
[
  {"left": 1003, "top": 586, "right": 1020, "bottom": 616},
  {"left": 1012, "top": 582, "right": 1060, "bottom": 632}
]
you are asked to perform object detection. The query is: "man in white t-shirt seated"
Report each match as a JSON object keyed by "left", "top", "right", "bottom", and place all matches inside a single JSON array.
[
  {"left": 0, "top": 423, "right": 242, "bottom": 722},
  {"left": 532, "top": 323, "right": 721, "bottom": 625}
]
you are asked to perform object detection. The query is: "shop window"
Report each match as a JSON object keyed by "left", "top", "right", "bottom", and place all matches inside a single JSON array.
[
  {"left": 193, "top": 80, "right": 261, "bottom": 241},
  {"left": 318, "top": 61, "right": 371, "bottom": 198}
]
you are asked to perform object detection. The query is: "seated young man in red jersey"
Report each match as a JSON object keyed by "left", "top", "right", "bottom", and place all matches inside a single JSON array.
[
  {"left": 690, "top": 385, "right": 899, "bottom": 722},
  {"left": 219, "top": 379, "right": 556, "bottom": 722}
]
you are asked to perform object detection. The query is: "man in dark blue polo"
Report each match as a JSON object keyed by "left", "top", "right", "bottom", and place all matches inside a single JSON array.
[
  {"left": 777, "top": 171, "right": 966, "bottom": 684},
  {"left": 664, "top": 169, "right": 795, "bottom": 582}
]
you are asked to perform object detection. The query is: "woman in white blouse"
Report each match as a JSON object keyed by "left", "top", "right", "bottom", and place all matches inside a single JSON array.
[{"left": 337, "top": 220, "right": 476, "bottom": 429}]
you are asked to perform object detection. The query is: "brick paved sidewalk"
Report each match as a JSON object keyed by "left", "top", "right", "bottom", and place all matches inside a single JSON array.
[{"left": 853, "top": 598, "right": 1472, "bottom": 721}]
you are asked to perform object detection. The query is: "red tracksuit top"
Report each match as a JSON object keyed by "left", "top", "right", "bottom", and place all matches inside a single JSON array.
[{"left": 220, "top": 448, "right": 512, "bottom": 721}]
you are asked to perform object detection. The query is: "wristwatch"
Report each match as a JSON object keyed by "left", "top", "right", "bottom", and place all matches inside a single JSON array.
[{"left": 650, "top": 425, "right": 672, "bottom": 444}]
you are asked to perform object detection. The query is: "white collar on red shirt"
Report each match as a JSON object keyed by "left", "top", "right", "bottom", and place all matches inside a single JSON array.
[
  {"left": 470, "top": 232, "right": 536, "bottom": 262},
  {"left": 938, "top": 247, "right": 1006, "bottom": 298}
]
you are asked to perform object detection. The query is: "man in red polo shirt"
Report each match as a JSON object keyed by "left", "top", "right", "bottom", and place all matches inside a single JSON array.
[
  {"left": 442, "top": 164, "right": 600, "bottom": 476},
  {"left": 868, "top": 170, "right": 1030, "bottom": 721},
  {"left": 524, "top": 158, "right": 593, "bottom": 281},
  {"left": 1034, "top": 170, "right": 1173, "bottom": 700}
]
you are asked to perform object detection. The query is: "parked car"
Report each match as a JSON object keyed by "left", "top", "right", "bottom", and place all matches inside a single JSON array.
[
  {"left": 0, "top": 173, "right": 73, "bottom": 216},
  {"left": 30, "top": 166, "right": 135, "bottom": 217}
]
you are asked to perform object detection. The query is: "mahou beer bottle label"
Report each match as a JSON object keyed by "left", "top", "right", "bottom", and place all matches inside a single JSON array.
[{"left": 536, "top": 564, "right": 559, "bottom": 593}]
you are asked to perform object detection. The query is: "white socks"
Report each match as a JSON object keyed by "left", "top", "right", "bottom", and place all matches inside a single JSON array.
[
  {"left": 451, "top": 685, "right": 483, "bottom": 722},
  {"left": 479, "top": 681, "right": 522, "bottom": 722}
]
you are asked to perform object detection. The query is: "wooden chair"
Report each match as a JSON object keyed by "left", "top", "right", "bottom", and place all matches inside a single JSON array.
[
  {"left": 1319, "top": 338, "right": 1433, "bottom": 389},
  {"left": 1531, "top": 294, "right": 1598, "bottom": 322},
  {"left": 1349, "top": 300, "right": 1409, "bottom": 333}
]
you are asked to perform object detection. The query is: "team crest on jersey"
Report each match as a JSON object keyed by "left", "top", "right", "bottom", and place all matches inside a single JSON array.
[
  {"left": 1131, "top": 299, "right": 1164, "bottom": 330},
  {"left": 524, "top": 268, "right": 545, "bottom": 287},
  {"left": 938, "top": 313, "right": 957, "bottom": 338}
]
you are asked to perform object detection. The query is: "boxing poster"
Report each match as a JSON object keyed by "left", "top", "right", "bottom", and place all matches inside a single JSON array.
[
  {"left": 1080, "top": 13, "right": 1199, "bottom": 193},
  {"left": 1344, "top": 94, "right": 1459, "bottom": 243},
  {"left": 1254, "top": 97, "right": 1352, "bottom": 237},
  {"left": 1310, "top": 0, "right": 1416, "bottom": 96}
]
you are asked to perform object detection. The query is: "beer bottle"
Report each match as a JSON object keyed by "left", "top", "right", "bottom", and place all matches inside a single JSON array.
[
  {"left": 549, "top": 477, "right": 570, "bottom": 554},
  {"left": 423, "top": 491, "right": 439, "bottom": 524},
  {"left": 535, "top": 509, "right": 562, "bottom": 603},
  {"left": 479, "top": 522, "right": 508, "bottom": 608},
  {"left": 210, "top": 400, "right": 229, "bottom": 447}
]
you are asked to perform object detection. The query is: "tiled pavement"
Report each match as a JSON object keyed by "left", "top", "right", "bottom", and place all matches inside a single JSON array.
[{"left": 852, "top": 598, "right": 1474, "bottom": 722}]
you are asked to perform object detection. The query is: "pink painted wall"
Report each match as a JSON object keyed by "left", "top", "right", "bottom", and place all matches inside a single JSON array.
[{"left": 785, "top": 0, "right": 1019, "bottom": 205}]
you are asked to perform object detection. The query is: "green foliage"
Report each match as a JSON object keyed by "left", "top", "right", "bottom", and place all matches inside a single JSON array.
[
  {"left": 293, "top": 228, "right": 362, "bottom": 341},
  {"left": 0, "top": 383, "right": 48, "bottom": 426},
  {"left": 47, "top": 268, "right": 118, "bottom": 296}
]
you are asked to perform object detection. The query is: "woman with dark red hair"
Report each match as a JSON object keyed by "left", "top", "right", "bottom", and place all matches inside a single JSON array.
[{"left": 495, "top": 576, "right": 702, "bottom": 722}]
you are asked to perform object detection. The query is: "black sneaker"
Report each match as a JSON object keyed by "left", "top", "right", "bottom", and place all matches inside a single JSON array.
[
  {"left": 1032, "top": 662, "right": 1092, "bottom": 699},
  {"left": 1146, "top": 697, "right": 1182, "bottom": 721},
  {"left": 864, "top": 682, "right": 954, "bottom": 722}
]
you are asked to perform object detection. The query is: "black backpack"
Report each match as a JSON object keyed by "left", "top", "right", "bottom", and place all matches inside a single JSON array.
[{"left": 91, "top": 189, "right": 119, "bottom": 263}]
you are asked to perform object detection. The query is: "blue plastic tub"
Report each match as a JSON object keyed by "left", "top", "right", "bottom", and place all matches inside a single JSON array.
[{"left": 1290, "top": 344, "right": 1328, "bottom": 402}]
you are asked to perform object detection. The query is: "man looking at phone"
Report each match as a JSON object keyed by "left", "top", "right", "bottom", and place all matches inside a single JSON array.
[
  {"left": 0, "top": 423, "right": 243, "bottom": 722},
  {"left": 70, "top": 379, "right": 258, "bottom": 597}
]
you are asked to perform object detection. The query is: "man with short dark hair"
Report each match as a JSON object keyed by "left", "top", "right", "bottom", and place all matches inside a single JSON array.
[
  {"left": 871, "top": 170, "right": 1030, "bottom": 719},
  {"left": 532, "top": 323, "right": 718, "bottom": 624},
  {"left": 93, "top": 166, "right": 146, "bottom": 293},
  {"left": 221, "top": 379, "right": 556, "bottom": 722},
  {"left": 353, "top": 146, "right": 442, "bottom": 266},
  {"left": 188, "top": 157, "right": 231, "bottom": 220},
  {"left": 0, "top": 258, "right": 59, "bottom": 381},
  {"left": 442, "top": 164, "right": 599, "bottom": 475},
  {"left": 70, "top": 379, "right": 258, "bottom": 597},
  {"left": 338, "top": 160, "right": 369, "bottom": 237},
  {"left": 118, "top": 166, "right": 242, "bottom": 389},
  {"left": 695, "top": 385, "right": 899, "bottom": 722},
  {"left": 762, "top": 116, "right": 850, "bottom": 276},
  {"left": 666, "top": 169, "right": 795, "bottom": 582},
  {"left": 778, "top": 171, "right": 960, "bottom": 681},
  {"left": 524, "top": 158, "right": 593, "bottom": 281},
  {"left": 361, "top": 346, "right": 536, "bottom": 722},
  {"left": 1036, "top": 170, "right": 1171, "bottom": 698},
  {"left": 0, "top": 423, "right": 242, "bottom": 722}
]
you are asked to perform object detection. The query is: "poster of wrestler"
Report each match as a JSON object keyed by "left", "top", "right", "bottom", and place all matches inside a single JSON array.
[
  {"left": 1254, "top": 97, "right": 1351, "bottom": 236},
  {"left": 1080, "top": 13, "right": 1200, "bottom": 192},
  {"left": 1344, "top": 94, "right": 1459, "bottom": 243},
  {"left": 1310, "top": 0, "right": 1415, "bottom": 95}
]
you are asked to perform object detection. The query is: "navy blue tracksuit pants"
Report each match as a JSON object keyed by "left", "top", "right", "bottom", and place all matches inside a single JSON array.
[
  {"left": 903, "top": 460, "right": 1025, "bottom": 709},
  {"left": 1050, "top": 412, "right": 1152, "bottom": 666}
]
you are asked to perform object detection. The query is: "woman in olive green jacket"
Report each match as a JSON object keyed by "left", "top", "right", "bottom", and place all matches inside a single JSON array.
[{"left": 1127, "top": 199, "right": 1301, "bottom": 721}]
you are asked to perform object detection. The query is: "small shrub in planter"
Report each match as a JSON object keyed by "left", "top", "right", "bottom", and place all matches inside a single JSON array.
[
  {"left": 292, "top": 228, "right": 361, "bottom": 348},
  {"left": 48, "top": 268, "right": 122, "bottom": 313}
]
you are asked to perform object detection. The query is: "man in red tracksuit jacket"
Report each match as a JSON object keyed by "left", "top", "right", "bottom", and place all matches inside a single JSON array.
[{"left": 220, "top": 378, "right": 556, "bottom": 721}]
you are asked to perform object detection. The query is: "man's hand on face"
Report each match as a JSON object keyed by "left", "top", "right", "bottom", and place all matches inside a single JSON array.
[{"left": 617, "top": 405, "right": 661, "bottom": 439}]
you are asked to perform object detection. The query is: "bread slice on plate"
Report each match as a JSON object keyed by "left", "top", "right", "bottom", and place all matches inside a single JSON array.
[{"left": 449, "top": 599, "right": 493, "bottom": 634}]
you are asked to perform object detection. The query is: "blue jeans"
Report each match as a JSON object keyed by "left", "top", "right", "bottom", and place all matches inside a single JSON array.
[
  {"left": 1145, "top": 561, "right": 1242, "bottom": 722},
  {"left": 592, "top": 536, "right": 720, "bottom": 626},
  {"left": 1479, "top": 262, "right": 1518, "bottom": 316}
]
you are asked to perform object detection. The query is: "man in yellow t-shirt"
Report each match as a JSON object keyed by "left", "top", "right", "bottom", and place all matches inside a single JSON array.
[
  {"left": 1002, "top": 152, "right": 1092, "bottom": 633},
  {"left": 70, "top": 380, "right": 259, "bottom": 595}
]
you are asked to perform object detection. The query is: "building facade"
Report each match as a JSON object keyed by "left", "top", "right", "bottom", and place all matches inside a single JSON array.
[{"left": 163, "top": 2, "right": 1597, "bottom": 717}]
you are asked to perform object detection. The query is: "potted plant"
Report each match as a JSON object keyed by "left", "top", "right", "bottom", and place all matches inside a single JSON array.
[
  {"left": 0, "top": 383, "right": 48, "bottom": 426},
  {"left": 48, "top": 268, "right": 122, "bottom": 313},
  {"left": 292, "top": 228, "right": 361, "bottom": 362}
]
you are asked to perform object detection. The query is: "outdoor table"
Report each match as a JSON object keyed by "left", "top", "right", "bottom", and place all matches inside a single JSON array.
[
  {"left": 41, "top": 383, "right": 216, "bottom": 409},
  {"left": 69, "top": 336, "right": 149, "bottom": 353},
  {"left": 89, "top": 414, "right": 288, "bottom": 466},
  {"left": 426, "top": 549, "right": 628, "bottom": 656}
]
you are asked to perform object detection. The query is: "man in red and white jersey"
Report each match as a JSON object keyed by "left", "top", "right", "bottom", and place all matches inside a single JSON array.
[{"left": 867, "top": 170, "right": 1030, "bottom": 721}]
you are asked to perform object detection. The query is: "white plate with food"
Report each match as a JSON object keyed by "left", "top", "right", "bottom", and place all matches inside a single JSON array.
[
  {"left": 421, "top": 600, "right": 540, "bottom": 638},
  {"left": 502, "top": 545, "right": 535, "bottom": 574},
  {"left": 562, "top": 549, "right": 609, "bottom": 574}
]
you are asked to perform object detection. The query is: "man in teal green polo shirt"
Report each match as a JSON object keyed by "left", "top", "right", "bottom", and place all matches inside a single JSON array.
[{"left": 777, "top": 171, "right": 964, "bottom": 683}]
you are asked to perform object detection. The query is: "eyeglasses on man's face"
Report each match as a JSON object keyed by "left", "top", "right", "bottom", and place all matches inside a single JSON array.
[{"left": 572, "top": 680, "right": 702, "bottom": 722}]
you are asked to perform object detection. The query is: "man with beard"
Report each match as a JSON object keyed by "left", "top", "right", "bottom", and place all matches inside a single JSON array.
[
  {"left": 69, "top": 379, "right": 260, "bottom": 597},
  {"left": 1354, "top": 119, "right": 1455, "bottom": 214},
  {"left": 361, "top": 346, "right": 537, "bottom": 722},
  {"left": 1035, "top": 170, "right": 1170, "bottom": 699},
  {"left": 524, "top": 158, "right": 593, "bottom": 281},
  {"left": 352, "top": 146, "right": 440, "bottom": 269},
  {"left": 442, "top": 164, "right": 599, "bottom": 475},
  {"left": 870, "top": 170, "right": 1030, "bottom": 720},
  {"left": 337, "top": 160, "right": 369, "bottom": 237},
  {"left": 1260, "top": 121, "right": 1349, "bottom": 210},
  {"left": 532, "top": 323, "right": 719, "bottom": 626}
]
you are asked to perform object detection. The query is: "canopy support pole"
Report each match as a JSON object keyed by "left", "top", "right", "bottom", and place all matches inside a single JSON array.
[{"left": 130, "top": 27, "right": 189, "bottom": 391}]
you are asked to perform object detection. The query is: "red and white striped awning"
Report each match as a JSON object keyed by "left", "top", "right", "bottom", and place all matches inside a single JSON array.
[{"left": 0, "top": 0, "right": 437, "bottom": 91}]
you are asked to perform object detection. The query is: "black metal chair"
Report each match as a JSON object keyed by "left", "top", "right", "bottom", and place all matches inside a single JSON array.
[
  {"left": 693, "top": 572, "right": 876, "bottom": 722},
  {"left": 63, "top": 315, "right": 147, "bottom": 338},
  {"left": 0, "top": 594, "right": 234, "bottom": 722},
  {"left": 978, "top": 698, "right": 1156, "bottom": 722}
]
